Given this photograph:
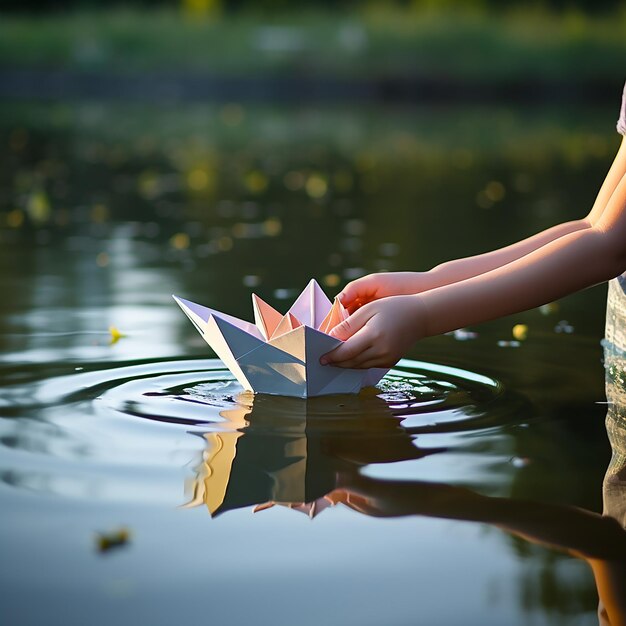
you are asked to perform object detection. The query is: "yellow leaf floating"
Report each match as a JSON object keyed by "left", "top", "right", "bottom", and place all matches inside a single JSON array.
[
  {"left": 170, "top": 232, "right": 190, "bottom": 250},
  {"left": 26, "top": 190, "right": 51, "bottom": 224},
  {"left": 512, "top": 324, "right": 528, "bottom": 341},
  {"left": 96, "top": 527, "right": 131, "bottom": 553},
  {"left": 109, "top": 326, "right": 126, "bottom": 345}
]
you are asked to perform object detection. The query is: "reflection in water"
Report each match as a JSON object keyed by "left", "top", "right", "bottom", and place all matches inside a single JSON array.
[
  {"left": 0, "top": 101, "right": 619, "bottom": 625},
  {"left": 184, "top": 390, "right": 436, "bottom": 517},
  {"left": 187, "top": 357, "right": 626, "bottom": 624}
]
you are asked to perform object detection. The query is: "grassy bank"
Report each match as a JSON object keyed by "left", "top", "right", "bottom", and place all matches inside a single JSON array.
[{"left": 0, "top": 6, "right": 625, "bottom": 83}]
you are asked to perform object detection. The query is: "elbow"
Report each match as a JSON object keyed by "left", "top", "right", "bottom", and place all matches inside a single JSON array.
[{"left": 602, "top": 232, "right": 626, "bottom": 280}]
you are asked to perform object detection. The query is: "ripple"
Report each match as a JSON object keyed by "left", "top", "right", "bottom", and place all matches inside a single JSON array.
[{"left": 0, "top": 357, "right": 526, "bottom": 504}]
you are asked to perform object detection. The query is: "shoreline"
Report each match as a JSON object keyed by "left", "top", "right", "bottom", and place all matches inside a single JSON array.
[{"left": 0, "top": 68, "right": 621, "bottom": 104}]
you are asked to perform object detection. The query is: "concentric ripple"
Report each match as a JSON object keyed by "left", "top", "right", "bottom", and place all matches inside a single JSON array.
[
  {"left": 97, "top": 358, "right": 522, "bottom": 430},
  {"left": 0, "top": 357, "right": 527, "bottom": 505}
]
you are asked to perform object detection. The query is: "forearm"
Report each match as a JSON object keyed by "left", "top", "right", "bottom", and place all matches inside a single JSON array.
[
  {"left": 419, "top": 226, "right": 624, "bottom": 337},
  {"left": 426, "top": 218, "right": 591, "bottom": 289},
  {"left": 426, "top": 137, "right": 626, "bottom": 290}
]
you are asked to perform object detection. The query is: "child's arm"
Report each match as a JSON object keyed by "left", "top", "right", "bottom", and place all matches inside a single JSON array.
[
  {"left": 322, "top": 146, "right": 626, "bottom": 369},
  {"left": 339, "top": 138, "right": 626, "bottom": 314},
  {"left": 339, "top": 220, "right": 590, "bottom": 313}
]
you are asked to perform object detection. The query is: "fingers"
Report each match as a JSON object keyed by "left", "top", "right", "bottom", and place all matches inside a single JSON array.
[
  {"left": 327, "top": 344, "right": 379, "bottom": 369},
  {"left": 337, "top": 276, "right": 378, "bottom": 310},
  {"left": 336, "top": 280, "right": 360, "bottom": 307},
  {"left": 323, "top": 329, "right": 375, "bottom": 364},
  {"left": 328, "top": 306, "right": 372, "bottom": 341},
  {"left": 355, "top": 357, "right": 396, "bottom": 369},
  {"left": 343, "top": 299, "right": 363, "bottom": 315},
  {"left": 320, "top": 303, "right": 391, "bottom": 368},
  {"left": 322, "top": 327, "right": 400, "bottom": 368}
]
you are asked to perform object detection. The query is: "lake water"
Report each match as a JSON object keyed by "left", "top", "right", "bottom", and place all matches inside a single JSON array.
[{"left": 0, "top": 100, "right": 623, "bottom": 625}]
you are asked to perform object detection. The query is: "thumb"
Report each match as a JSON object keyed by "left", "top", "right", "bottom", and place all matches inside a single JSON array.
[
  {"left": 328, "top": 307, "right": 371, "bottom": 341},
  {"left": 337, "top": 284, "right": 356, "bottom": 306},
  {"left": 337, "top": 276, "right": 374, "bottom": 307}
]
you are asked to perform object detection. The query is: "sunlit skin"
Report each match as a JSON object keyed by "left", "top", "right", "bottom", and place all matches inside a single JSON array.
[{"left": 321, "top": 136, "right": 626, "bottom": 369}]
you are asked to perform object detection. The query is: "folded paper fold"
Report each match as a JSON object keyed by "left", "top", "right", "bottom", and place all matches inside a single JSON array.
[{"left": 173, "top": 279, "right": 387, "bottom": 397}]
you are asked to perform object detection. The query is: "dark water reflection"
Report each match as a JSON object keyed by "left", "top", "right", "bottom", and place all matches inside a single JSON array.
[{"left": 0, "top": 101, "right": 622, "bottom": 625}]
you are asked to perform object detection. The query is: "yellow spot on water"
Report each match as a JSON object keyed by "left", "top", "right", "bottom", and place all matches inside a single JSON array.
[
  {"left": 512, "top": 324, "right": 528, "bottom": 341},
  {"left": 323, "top": 274, "right": 341, "bottom": 288},
  {"left": 182, "top": 0, "right": 221, "bottom": 19},
  {"left": 262, "top": 218, "right": 282, "bottom": 236},
  {"left": 187, "top": 167, "right": 213, "bottom": 192},
  {"left": 170, "top": 232, "right": 190, "bottom": 250},
  {"left": 245, "top": 171, "right": 268, "bottom": 194},
  {"left": 96, "top": 527, "right": 131, "bottom": 553},
  {"left": 305, "top": 173, "right": 328, "bottom": 199},
  {"left": 26, "top": 190, "right": 51, "bottom": 224},
  {"left": 484, "top": 181, "right": 506, "bottom": 202},
  {"left": 6, "top": 209, "right": 24, "bottom": 228},
  {"left": 109, "top": 326, "right": 126, "bottom": 345}
]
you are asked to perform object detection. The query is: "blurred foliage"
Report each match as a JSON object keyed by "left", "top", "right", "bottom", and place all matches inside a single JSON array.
[
  {"left": 0, "top": 100, "right": 618, "bottom": 324},
  {"left": 0, "top": 5, "right": 624, "bottom": 84},
  {"left": 1, "top": 0, "right": 625, "bottom": 14}
]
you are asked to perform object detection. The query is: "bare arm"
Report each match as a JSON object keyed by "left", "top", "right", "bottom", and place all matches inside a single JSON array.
[
  {"left": 323, "top": 140, "right": 626, "bottom": 369},
  {"left": 338, "top": 137, "right": 626, "bottom": 312},
  {"left": 430, "top": 136, "right": 626, "bottom": 286},
  {"left": 425, "top": 218, "right": 591, "bottom": 289},
  {"left": 421, "top": 189, "right": 626, "bottom": 338}
]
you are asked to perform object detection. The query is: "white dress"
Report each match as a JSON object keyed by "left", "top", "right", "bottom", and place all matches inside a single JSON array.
[
  {"left": 597, "top": 86, "right": 626, "bottom": 625},
  {"left": 602, "top": 82, "right": 626, "bottom": 526}
]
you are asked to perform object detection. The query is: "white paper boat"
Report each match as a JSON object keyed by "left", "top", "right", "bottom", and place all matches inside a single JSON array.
[{"left": 173, "top": 279, "right": 387, "bottom": 397}]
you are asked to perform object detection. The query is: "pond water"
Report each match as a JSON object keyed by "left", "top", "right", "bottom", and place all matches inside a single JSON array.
[{"left": 0, "top": 101, "right": 623, "bottom": 625}]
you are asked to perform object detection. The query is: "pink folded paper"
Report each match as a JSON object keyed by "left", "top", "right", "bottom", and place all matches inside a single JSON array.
[{"left": 173, "top": 279, "right": 387, "bottom": 397}]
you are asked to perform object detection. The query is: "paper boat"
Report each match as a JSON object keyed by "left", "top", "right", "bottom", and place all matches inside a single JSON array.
[{"left": 173, "top": 279, "right": 387, "bottom": 398}]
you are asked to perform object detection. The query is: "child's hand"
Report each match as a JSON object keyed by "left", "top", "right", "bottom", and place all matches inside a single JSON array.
[
  {"left": 338, "top": 272, "right": 430, "bottom": 314},
  {"left": 320, "top": 295, "right": 425, "bottom": 369}
]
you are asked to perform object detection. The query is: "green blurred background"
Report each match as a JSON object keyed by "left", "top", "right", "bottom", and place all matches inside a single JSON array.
[
  {"left": 1, "top": 0, "right": 625, "bottom": 343},
  {"left": 1, "top": 0, "right": 625, "bottom": 85},
  {"left": 1, "top": 4, "right": 625, "bottom": 624}
]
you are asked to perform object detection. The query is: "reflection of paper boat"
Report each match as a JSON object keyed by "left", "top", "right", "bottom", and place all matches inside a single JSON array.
[
  {"left": 173, "top": 279, "right": 387, "bottom": 398},
  {"left": 185, "top": 428, "right": 337, "bottom": 518},
  {"left": 184, "top": 395, "right": 336, "bottom": 517},
  {"left": 184, "top": 392, "right": 427, "bottom": 518}
]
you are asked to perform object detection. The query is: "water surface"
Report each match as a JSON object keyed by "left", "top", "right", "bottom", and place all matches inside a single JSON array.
[{"left": 0, "top": 101, "right": 618, "bottom": 625}]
